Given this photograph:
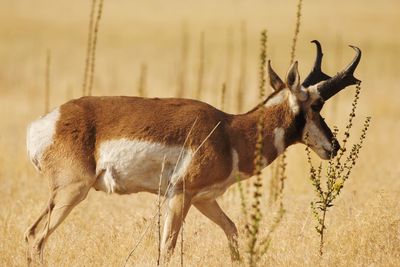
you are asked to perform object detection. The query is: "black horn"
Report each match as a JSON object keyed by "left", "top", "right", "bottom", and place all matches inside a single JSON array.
[
  {"left": 302, "top": 40, "right": 331, "bottom": 87},
  {"left": 317, "top": 45, "right": 362, "bottom": 101}
]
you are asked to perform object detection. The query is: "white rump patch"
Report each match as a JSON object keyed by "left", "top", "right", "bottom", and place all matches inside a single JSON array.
[
  {"left": 273, "top": 127, "right": 285, "bottom": 155},
  {"left": 96, "top": 139, "right": 193, "bottom": 194},
  {"left": 26, "top": 107, "right": 60, "bottom": 171}
]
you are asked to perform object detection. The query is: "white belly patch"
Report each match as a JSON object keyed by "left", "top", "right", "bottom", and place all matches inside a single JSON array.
[
  {"left": 95, "top": 139, "right": 193, "bottom": 194},
  {"left": 26, "top": 107, "right": 60, "bottom": 171}
]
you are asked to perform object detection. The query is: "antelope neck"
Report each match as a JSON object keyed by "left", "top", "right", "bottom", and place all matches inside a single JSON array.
[{"left": 227, "top": 95, "right": 300, "bottom": 176}]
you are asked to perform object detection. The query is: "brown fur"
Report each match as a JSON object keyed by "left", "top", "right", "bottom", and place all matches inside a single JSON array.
[
  {"left": 24, "top": 91, "right": 305, "bottom": 264},
  {"left": 54, "top": 96, "right": 302, "bottom": 187},
  {"left": 26, "top": 61, "right": 341, "bottom": 264},
  {"left": 25, "top": 94, "right": 302, "bottom": 264}
]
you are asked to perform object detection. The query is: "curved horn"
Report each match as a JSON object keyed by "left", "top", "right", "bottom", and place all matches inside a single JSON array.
[
  {"left": 317, "top": 45, "right": 362, "bottom": 101},
  {"left": 302, "top": 40, "right": 331, "bottom": 87}
]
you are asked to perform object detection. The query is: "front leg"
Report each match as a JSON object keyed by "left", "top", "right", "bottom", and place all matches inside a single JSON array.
[{"left": 161, "top": 192, "right": 192, "bottom": 264}]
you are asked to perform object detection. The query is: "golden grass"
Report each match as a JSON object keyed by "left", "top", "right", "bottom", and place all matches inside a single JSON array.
[{"left": 1, "top": 0, "right": 400, "bottom": 266}]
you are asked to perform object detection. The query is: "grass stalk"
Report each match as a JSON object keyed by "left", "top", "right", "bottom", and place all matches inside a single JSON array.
[
  {"left": 237, "top": 29, "right": 272, "bottom": 266},
  {"left": 157, "top": 156, "right": 166, "bottom": 266},
  {"left": 290, "top": 0, "right": 303, "bottom": 64},
  {"left": 247, "top": 113, "right": 265, "bottom": 266},
  {"left": 195, "top": 32, "right": 205, "bottom": 100},
  {"left": 137, "top": 63, "right": 147, "bottom": 97},
  {"left": 225, "top": 27, "right": 234, "bottom": 103},
  {"left": 44, "top": 49, "right": 51, "bottom": 113},
  {"left": 307, "top": 84, "right": 371, "bottom": 256},
  {"left": 237, "top": 21, "right": 247, "bottom": 113},
  {"left": 236, "top": 175, "right": 249, "bottom": 224},
  {"left": 258, "top": 30, "right": 267, "bottom": 99},
  {"left": 180, "top": 176, "right": 185, "bottom": 267},
  {"left": 270, "top": 0, "right": 303, "bottom": 208},
  {"left": 123, "top": 118, "right": 198, "bottom": 266},
  {"left": 220, "top": 82, "right": 226, "bottom": 110},
  {"left": 124, "top": 119, "right": 222, "bottom": 265},
  {"left": 176, "top": 22, "right": 189, "bottom": 98},
  {"left": 87, "top": 0, "right": 104, "bottom": 96},
  {"left": 82, "top": 0, "right": 96, "bottom": 96}
]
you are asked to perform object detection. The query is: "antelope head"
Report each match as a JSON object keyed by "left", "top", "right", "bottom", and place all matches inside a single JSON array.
[{"left": 268, "top": 40, "right": 361, "bottom": 159}]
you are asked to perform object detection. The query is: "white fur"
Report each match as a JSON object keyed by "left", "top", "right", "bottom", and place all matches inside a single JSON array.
[
  {"left": 265, "top": 89, "right": 300, "bottom": 115},
  {"left": 273, "top": 127, "right": 285, "bottom": 155},
  {"left": 230, "top": 149, "right": 240, "bottom": 178},
  {"left": 26, "top": 108, "right": 60, "bottom": 171},
  {"left": 265, "top": 90, "right": 286, "bottom": 108},
  {"left": 95, "top": 139, "right": 193, "bottom": 194},
  {"left": 288, "top": 93, "right": 300, "bottom": 115},
  {"left": 307, "top": 84, "right": 322, "bottom": 102},
  {"left": 102, "top": 165, "right": 117, "bottom": 194},
  {"left": 302, "top": 120, "right": 332, "bottom": 159}
]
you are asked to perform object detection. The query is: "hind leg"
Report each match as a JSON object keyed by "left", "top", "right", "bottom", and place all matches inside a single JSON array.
[
  {"left": 194, "top": 200, "right": 240, "bottom": 261},
  {"left": 25, "top": 180, "right": 91, "bottom": 264},
  {"left": 25, "top": 202, "right": 52, "bottom": 242},
  {"left": 24, "top": 196, "right": 54, "bottom": 263}
]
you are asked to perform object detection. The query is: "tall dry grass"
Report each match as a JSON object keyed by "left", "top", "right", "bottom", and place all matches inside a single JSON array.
[
  {"left": 137, "top": 63, "right": 148, "bottom": 97},
  {"left": 0, "top": 0, "right": 400, "bottom": 266},
  {"left": 82, "top": 0, "right": 97, "bottom": 96},
  {"left": 44, "top": 49, "right": 51, "bottom": 113},
  {"left": 87, "top": 0, "right": 104, "bottom": 96},
  {"left": 269, "top": 0, "right": 302, "bottom": 209}
]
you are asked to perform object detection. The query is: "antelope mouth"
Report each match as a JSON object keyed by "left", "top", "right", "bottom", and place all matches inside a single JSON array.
[
  {"left": 321, "top": 146, "right": 338, "bottom": 159},
  {"left": 326, "top": 148, "right": 338, "bottom": 158}
]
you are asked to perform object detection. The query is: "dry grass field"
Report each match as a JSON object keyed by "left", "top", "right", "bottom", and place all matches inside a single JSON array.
[{"left": 1, "top": 0, "right": 400, "bottom": 266}]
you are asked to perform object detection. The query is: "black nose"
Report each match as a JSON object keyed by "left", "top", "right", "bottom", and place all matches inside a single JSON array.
[{"left": 331, "top": 139, "right": 340, "bottom": 156}]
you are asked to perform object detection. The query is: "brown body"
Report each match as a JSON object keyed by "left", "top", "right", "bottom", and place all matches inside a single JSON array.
[
  {"left": 42, "top": 95, "right": 298, "bottom": 195},
  {"left": 24, "top": 41, "right": 361, "bottom": 264},
  {"left": 25, "top": 93, "right": 300, "bottom": 263}
]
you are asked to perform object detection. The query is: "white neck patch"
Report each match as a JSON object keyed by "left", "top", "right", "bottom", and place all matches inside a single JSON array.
[{"left": 288, "top": 93, "right": 300, "bottom": 115}]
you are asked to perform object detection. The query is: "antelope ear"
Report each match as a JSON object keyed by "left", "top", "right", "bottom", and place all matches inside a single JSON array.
[
  {"left": 268, "top": 60, "right": 285, "bottom": 91},
  {"left": 286, "top": 61, "right": 300, "bottom": 92}
]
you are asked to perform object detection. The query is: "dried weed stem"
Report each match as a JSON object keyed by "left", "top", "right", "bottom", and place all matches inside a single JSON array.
[{"left": 307, "top": 84, "right": 371, "bottom": 256}]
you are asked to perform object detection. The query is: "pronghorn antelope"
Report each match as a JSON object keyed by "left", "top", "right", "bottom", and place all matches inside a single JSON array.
[{"left": 25, "top": 40, "right": 361, "bottom": 263}]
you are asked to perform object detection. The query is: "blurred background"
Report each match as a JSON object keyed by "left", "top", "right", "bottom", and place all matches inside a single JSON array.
[{"left": 0, "top": 0, "right": 399, "bottom": 266}]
